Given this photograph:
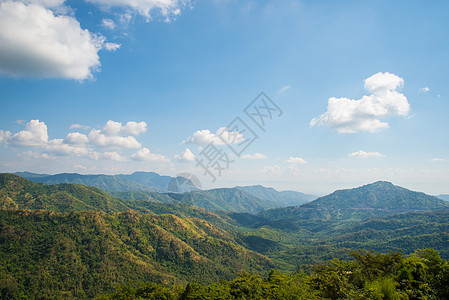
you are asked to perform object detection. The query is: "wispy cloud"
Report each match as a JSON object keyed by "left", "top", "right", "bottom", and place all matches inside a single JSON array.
[
  {"left": 420, "top": 86, "right": 430, "bottom": 93},
  {"left": 242, "top": 153, "right": 267, "bottom": 159},
  {"left": 349, "top": 150, "right": 384, "bottom": 158},
  {"left": 285, "top": 156, "right": 307, "bottom": 164}
]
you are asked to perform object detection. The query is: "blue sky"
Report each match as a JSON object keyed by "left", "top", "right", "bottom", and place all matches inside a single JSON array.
[{"left": 0, "top": 0, "right": 448, "bottom": 195}]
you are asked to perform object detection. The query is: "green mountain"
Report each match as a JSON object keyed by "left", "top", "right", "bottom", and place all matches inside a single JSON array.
[
  {"left": 16, "top": 172, "right": 151, "bottom": 191},
  {"left": 172, "top": 188, "right": 276, "bottom": 214},
  {"left": 118, "top": 171, "right": 199, "bottom": 193},
  {"left": 259, "top": 181, "right": 449, "bottom": 222},
  {"left": 0, "top": 209, "right": 273, "bottom": 298},
  {"left": 110, "top": 187, "right": 311, "bottom": 214},
  {"left": 0, "top": 173, "right": 130, "bottom": 213},
  {"left": 235, "top": 185, "right": 316, "bottom": 207},
  {"left": 15, "top": 171, "right": 199, "bottom": 193}
]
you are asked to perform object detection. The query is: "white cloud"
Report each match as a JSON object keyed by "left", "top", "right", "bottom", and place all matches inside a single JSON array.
[
  {"left": 70, "top": 123, "right": 90, "bottom": 130},
  {"left": 101, "top": 151, "right": 127, "bottom": 161},
  {"left": 0, "top": 130, "right": 11, "bottom": 143},
  {"left": 242, "top": 153, "right": 267, "bottom": 159},
  {"left": 7, "top": 119, "right": 48, "bottom": 147},
  {"left": 183, "top": 127, "right": 244, "bottom": 146},
  {"left": 131, "top": 147, "right": 170, "bottom": 162},
  {"left": 86, "top": 0, "right": 190, "bottom": 20},
  {"left": 88, "top": 129, "right": 142, "bottom": 148},
  {"left": 310, "top": 72, "right": 410, "bottom": 133},
  {"left": 261, "top": 165, "right": 281, "bottom": 175},
  {"left": 349, "top": 150, "right": 384, "bottom": 158},
  {"left": 102, "top": 120, "right": 147, "bottom": 136},
  {"left": 278, "top": 85, "right": 291, "bottom": 94},
  {"left": 285, "top": 156, "right": 307, "bottom": 164},
  {"left": 430, "top": 158, "right": 445, "bottom": 162},
  {"left": 20, "top": 150, "right": 53, "bottom": 159},
  {"left": 104, "top": 42, "right": 121, "bottom": 51},
  {"left": 88, "top": 120, "right": 147, "bottom": 149},
  {"left": 0, "top": 1, "right": 104, "bottom": 80},
  {"left": 17, "top": 0, "right": 65, "bottom": 8},
  {"left": 420, "top": 86, "right": 430, "bottom": 93},
  {"left": 64, "top": 132, "right": 89, "bottom": 144},
  {"left": 101, "top": 18, "right": 116, "bottom": 29},
  {"left": 45, "top": 139, "right": 90, "bottom": 156},
  {"left": 175, "top": 148, "right": 196, "bottom": 162}
]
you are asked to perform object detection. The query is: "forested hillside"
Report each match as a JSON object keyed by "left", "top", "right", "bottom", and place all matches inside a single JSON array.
[
  {"left": 2, "top": 173, "right": 449, "bottom": 298},
  {"left": 0, "top": 209, "right": 273, "bottom": 298}
]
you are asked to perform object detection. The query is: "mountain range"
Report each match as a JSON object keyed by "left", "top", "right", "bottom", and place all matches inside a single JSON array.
[
  {"left": 2, "top": 173, "right": 449, "bottom": 297},
  {"left": 15, "top": 171, "right": 199, "bottom": 193},
  {"left": 16, "top": 171, "right": 317, "bottom": 213},
  {"left": 258, "top": 181, "right": 449, "bottom": 222}
]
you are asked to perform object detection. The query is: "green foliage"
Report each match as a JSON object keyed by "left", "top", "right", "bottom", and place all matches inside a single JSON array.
[
  {"left": 178, "top": 188, "right": 275, "bottom": 214},
  {"left": 235, "top": 185, "right": 316, "bottom": 207},
  {"left": 0, "top": 173, "right": 131, "bottom": 213},
  {"left": 259, "top": 181, "right": 449, "bottom": 222},
  {"left": 98, "top": 249, "right": 449, "bottom": 299},
  {"left": 0, "top": 209, "right": 273, "bottom": 298}
]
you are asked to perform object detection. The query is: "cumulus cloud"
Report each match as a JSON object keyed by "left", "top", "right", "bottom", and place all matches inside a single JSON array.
[
  {"left": 45, "top": 139, "right": 90, "bottom": 156},
  {"left": 87, "top": 120, "right": 147, "bottom": 149},
  {"left": 242, "top": 153, "right": 267, "bottom": 159},
  {"left": 310, "top": 72, "right": 410, "bottom": 133},
  {"left": 64, "top": 132, "right": 89, "bottom": 144},
  {"left": 175, "top": 148, "right": 196, "bottom": 162},
  {"left": 0, "top": 1, "right": 104, "bottom": 80},
  {"left": 101, "top": 151, "right": 127, "bottom": 161},
  {"left": 285, "top": 156, "right": 307, "bottom": 164},
  {"left": 0, "top": 130, "right": 11, "bottom": 143},
  {"left": 88, "top": 130, "right": 142, "bottom": 148},
  {"left": 349, "top": 150, "right": 384, "bottom": 158},
  {"left": 7, "top": 119, "right": 48, "bottom": 147},
  {"left": 131, "top": 147, "right": 170, "bottom": 162},
  {"left": 0, "top": 119, "right": 155, "bottom": 161},
  {"left": 101, "top": 120, "right": 147, "bottom": 136},
  {"left": 183, "top": 127, "right": 244, "bottom": 146},
  {"left": 86, "top": 0, "right": 189, "bottom": 20}
]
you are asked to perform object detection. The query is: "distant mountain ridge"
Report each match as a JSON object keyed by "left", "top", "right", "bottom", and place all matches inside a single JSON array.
[
  {"left": 259, "top": 181, "right": 449, "bottom": 222},
  {"left": 235, "top": 185, "right": 316, "bottom": 207},
  {"left": 15, "top": 171, "right": 199, "bottom": 193},
  {"left": 15, "top": 172, "right": 318, "bottom": 213}
]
